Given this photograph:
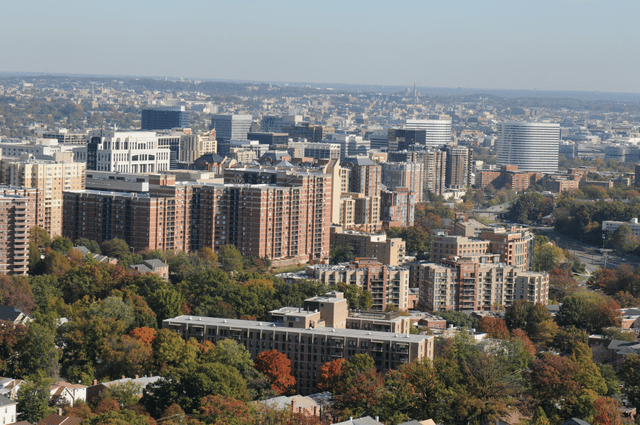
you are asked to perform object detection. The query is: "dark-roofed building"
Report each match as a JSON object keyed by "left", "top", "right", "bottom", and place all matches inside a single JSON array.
[
  {"left": 37, "top": 414, "right": 82, "bottom": 425},
  {"left": 0, "top": 306, "right": 32, "bottom": 325}
]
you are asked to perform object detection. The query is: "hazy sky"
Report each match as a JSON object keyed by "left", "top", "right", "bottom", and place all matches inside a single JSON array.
[{"left": 3, "top": 0, "right": 640, "bottom": 93}]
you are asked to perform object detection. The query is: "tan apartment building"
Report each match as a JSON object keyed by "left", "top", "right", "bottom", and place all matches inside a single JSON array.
[
  {"left": 179, "top": 130, "right": 217, "bottom": 163},
  {"left": 417, "top": 257, "right": 549, "bottom": 312},
  {"left": 331, "top": 226, "right": 405, "bottom": 266},
  {"left": 433, "top": 226, "right": 534, "bottom": 270},
  {"left": 164, "top": 293, "right": 433, "bottom": 395},
  {"left": 0, "top": 155, "right": 85, "bottom": 237},
  {"left": 0, "top": 188, "right": 36, "bottom": 275},
  {"left": 306, "top": 258, "right": 409, "bottom": 311}
]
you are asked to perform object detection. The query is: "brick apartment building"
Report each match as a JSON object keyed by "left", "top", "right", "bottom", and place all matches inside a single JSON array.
[{"left": 63, "top": 167, "right": 332, "bottom": 265}]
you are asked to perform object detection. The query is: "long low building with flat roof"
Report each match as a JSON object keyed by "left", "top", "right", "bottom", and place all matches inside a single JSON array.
[{"left": 163, "top": 305, "right": 433, "bottom": 394}]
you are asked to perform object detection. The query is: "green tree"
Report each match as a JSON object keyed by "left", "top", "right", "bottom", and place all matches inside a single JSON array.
[
  {"left": 100, "top": 238, "right": 132, "bottom": 260},
  {"left": 336, "top": 283, "right": 373, "bottom": 311},
  {"left": 610, "top": 224, "right": 639, "bottom": 253},
  {"left": 619, "top": 354, "right": 640, "bottom": 410},
  {"left": 16, "top": 372, "right": 54, "bottom": 423},
  {"left": 218, "top": 245, "right": 243, "bottom": 274},
  {"left": 530, "top": 406, "right": 551, "bottom": 425},
  {"left": 50, "top": 236, "right": 73, "bottom": 255},
  {"left": 533, "top": 243, "right": 565, "bottom": 272},
  {"left": 330, "top": 244, "right": 355, "bottom": 264}
]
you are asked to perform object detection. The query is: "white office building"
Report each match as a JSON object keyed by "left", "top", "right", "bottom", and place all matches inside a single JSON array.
[
  {"left": 496, "top": 122, "right": 560, "bottom": 173},
  {"left": 406, "top": 119, "right": 452, "bottom": 147},
  {"left": 77, "top": 130, "right": 171, "bottom": 173}
]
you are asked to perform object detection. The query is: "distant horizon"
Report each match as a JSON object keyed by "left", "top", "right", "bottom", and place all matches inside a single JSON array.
[{"left": 3, "top": 71, "right": 640, "bottom": 102}]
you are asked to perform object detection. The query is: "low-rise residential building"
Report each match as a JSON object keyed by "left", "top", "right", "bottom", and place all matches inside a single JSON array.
[
  {"left": 0, "top": 395, "right": 16, "bottom": 425},
  {"left": 163, "top": 308, "right": 434, "bottom": 395},
  {"left": 603, "top": 218, "right": 640, "bottom": 237},
  {"left": 330, "top": 226, "right": 405, "bottom": 266}
]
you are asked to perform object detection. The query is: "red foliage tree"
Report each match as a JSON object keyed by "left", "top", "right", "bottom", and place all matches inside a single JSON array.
[
  {"left": 593, "top": 396, "right": 624, "bottom": 425},
  {"left": 478, "top": 317, "right": 510, "bottom": 339},
  {"left": 254, "top": 349, "right": 296, "bottom": 395},
  {"left": 199, "top": 395, "right": 253, "bottom": 425},
  {"left": 0, "top": 275, "right": 36, "bottom": 314},
  {"left": 317, "top": 358, "right": 346, "bottom": 392}
]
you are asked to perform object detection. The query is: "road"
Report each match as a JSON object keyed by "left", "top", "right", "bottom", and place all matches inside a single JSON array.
[{"left": 532, "top": 225, "right": 636, "bottom": 274}]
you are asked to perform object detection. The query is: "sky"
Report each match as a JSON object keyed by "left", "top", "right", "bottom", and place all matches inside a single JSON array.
[{"left": 3, "top": 0, "right": 640, "bottom": 93}]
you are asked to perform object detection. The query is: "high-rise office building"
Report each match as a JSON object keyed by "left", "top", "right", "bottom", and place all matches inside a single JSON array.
[
  {"left": 209, "top": 114, "right": 253, "bottom": 141},
  {"left": 141, "top": 106, "right": 189, "bottom": 130},
  {"left": 282, "top": 123, "right": 326, "bottom": 144},
  {"left": 406, "top": 119, "right": 452, "bottom": 147},
  {"left": 496, "top": 122, "right": 560, "bottom": 173}
]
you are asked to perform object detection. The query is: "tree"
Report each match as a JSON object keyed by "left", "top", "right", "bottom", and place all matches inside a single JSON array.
[
  {"left": 198, "top": 395, "right": 253, "bottom": 425},
  {"left": 478, "top": 317, "right": 510, "bottom": 339},
  {"left": 557, "top": 292, "right": 621, "bottom": 334},
  {"left": 593, "top": 397, "right": 624, "bottom": 425},
  {"left": 330, "top": 244, "right": 355, "bottom": 265},
  {"left": 50, "top": 236, "right": 73, "bottom": 255},
  {"left": 218, "top": 245, "right": 243, "bottom": 274},
  {"left": 0, "top": 275, "right": 36, "bottom": 314},
  {"left": 336, "top": 283, "right": 373, "bottom": 311},
  {"left": 609, "top": 224, "right": 638, "bottom": 253},
  {"left": 16, "top": 372, "right": 54, "bottom": 423},
  {"left": 530, "top": 407, "right": 551, "bottom": 425},
  {"left": 530, "top": 353, "right": 581, "bottom": 423},
  {"left": 619, "top": 354, "right": 640, "bottom": 410},
  {"left": 317, "top": 358, "right": 345, "bottom": 393},
  {"left": 254, "top": 350, "right": 296, "bottom": 395},
  {"left": 533, "top": 243, "right": 565, "bottom": 272},
  {"left": 436, "top": 310, "right": 478, "bottom": 329},
  {"left": 101, "top": 238, "right": 132, "bottom": 260}
]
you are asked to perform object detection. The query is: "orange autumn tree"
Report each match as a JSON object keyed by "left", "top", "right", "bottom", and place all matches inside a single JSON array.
[
  {"left": 317, "top": 358, "right": 345, "bottom": 392},
  {"left": 478, "top": 316, "right": 510, "bottom": 339},
  {"left": 254, "top": 349, "right": 296, "bottom": 395},
  {"left": 129, "top": 327, "right": 157, "bottom": 347}
]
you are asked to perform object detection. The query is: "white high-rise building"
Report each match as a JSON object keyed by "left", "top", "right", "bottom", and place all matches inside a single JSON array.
[
  {"left": 406, "top": 119, "right": 452, "bottom": 147},
  {"left": 496, "top": 122, "right": 560, "bottom": 173}
]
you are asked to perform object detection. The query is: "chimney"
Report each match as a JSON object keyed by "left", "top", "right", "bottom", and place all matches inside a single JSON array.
[
  {"left": 93, "top": 379, "right": 98, "bottom": 386},
  {"left": 121, "top": 375, "right": 125, "bottom": 380},
  {"left": 135, "top": 374, "right": 139, "bottom": 379},
  {"left": 58, "top": 408, "right": 63, "bottom": 416},
  {"left": 291, "top": 399, "right": 297, "bottom": 412}
]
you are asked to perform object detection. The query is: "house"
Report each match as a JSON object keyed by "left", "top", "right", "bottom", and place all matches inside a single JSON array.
[
  {"left": 71, "top": 246, "right": 118, "bottom": 265},
  {"left": 0, "top": 377, "right": 23, "bottom": 400},
  {"left": 333, "top": 416, "right": 384, "bottom": 425},
  {"left": 131, "top": 259, "right": 170, "bottom": 281},
  {"left": 86, "top": 376, "right": 160, "bottom": 403},
  {"left": 0, "top": 307, "right": 33, "bottom": 325},
  {"left": 259, "top": 391, "right": 333, "bottom": 417},
  {"left": 0, "top": 394, "right": 17, "bottom": 425},
  {"left": 49, "top": 381, "right": 87, "bottom": 407}
]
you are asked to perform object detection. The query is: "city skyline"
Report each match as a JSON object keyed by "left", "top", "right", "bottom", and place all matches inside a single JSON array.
[{"left": 3, "top": 0, "right": 640, "bottom": 93}]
